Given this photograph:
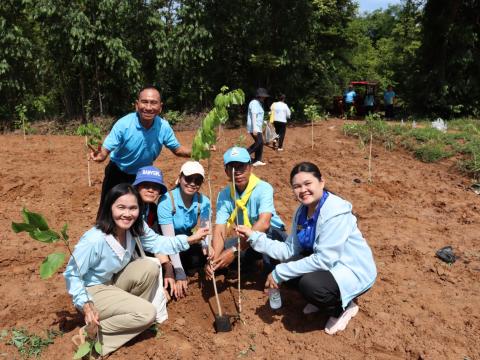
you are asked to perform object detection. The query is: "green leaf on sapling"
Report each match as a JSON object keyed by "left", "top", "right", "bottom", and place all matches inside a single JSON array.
[
  {"left": 39, "top": 253, "right": 66, "bottom": 279},
  {"left": 61, "top": 223, "right": 69, "bottom": 241},
  {"left": 31, "top": 229, "right": 60, "bottom": 243},
  {"left": 94, "top": 341, "right": 102, "bottom": 355},
  {"left": 22, "top": 208, "right": 49, "bottom": 230},
  {"left": 11, "top": 222, "right": 36, "bottom": 233},
  {"left": 73, "top": 341, "right": 92, "bottom": 359}
]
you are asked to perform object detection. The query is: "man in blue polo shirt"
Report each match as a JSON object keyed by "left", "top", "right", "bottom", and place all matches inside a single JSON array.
[
  {"left": 205, "top": 147, "right": 287, "bottom": 279},
  {"left": 91, "top": 85, "right": 191, "bottom": 216}
]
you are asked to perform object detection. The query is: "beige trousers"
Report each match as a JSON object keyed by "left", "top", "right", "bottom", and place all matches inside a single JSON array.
[{"left": 87, "top": 259, "right": 158, "bottom": 355}]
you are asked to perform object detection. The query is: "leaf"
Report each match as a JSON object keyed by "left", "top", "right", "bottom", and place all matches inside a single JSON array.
[
  {"left": 39, "top": 253, "right": 66, "bottom": 279},
  {"left": 31, "top": 229, "right": 60, "bottom": 243},
  {"left": 11, "top": 222, "right": 36, "bottom": 233},
  {"left": 73, "top": 342, "right": 92, "bottom": 359},
  {"left": 22, "top": 208, "right": 49, "bottom": 231},
  {"left": 61, "top": 223, "right": 69, "bottom": 241},
  {"left": 94, "top": 341, "right": 102, "bottom": 354}
]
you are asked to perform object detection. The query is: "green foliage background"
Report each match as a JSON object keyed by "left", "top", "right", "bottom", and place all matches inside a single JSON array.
[{"left": 1, "top": 0, "right": 479, "bottom": 124}]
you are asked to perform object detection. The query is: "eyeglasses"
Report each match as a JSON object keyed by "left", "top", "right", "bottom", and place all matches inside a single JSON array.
[
  {"left": 183, "top": 174, "right": 203, "bottom": 186},
  {"left": 225, "top": 162, "right": 250, "bottom": 174}
]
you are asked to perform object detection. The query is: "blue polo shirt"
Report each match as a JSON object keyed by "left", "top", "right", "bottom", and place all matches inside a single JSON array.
[
  {"left": 157, "top": 187, "right": 211, "bottom": 236},
  {"left": 344, "top": 90, "right": 356, "bottom": 104},
  {"left": 384, "top": 90, "right": 396, "bottom": 105},
  {"left": 103, "top": 112, "right": 181, "bottom": 174},
  {"left": 215, "top": 180, "right": 284, "bottom": 229}
]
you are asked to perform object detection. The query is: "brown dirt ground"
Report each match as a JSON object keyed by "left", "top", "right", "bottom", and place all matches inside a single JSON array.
[{"left": 0, "top": 120, "right": 479, "bottom": 360}]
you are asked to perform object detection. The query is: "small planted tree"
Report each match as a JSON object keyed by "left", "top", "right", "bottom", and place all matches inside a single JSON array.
[
  {"left": 11, "top": 208, "right": 102, "bottom": 358},
  {"left": 76, "top": 123, "right": 102, "bottom": 187},
  {"left": 191, "top": 86, "right": 245, "bottom": 326}
]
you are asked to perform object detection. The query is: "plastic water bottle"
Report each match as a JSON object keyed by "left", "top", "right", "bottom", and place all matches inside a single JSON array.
[{"left": 268, "top": 288, "right": 282, "bottom": 310}]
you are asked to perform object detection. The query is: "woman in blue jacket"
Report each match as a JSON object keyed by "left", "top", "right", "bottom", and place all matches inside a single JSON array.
[
  {"left": 64, "top": 183, "right": 208, "bottom": 356},
  {"left": 236, "top": 162, "right": 376, "bottom": 335}
]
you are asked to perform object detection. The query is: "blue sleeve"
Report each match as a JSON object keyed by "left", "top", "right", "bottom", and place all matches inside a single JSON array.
[
  {"left": 157, "top": 194, "right": 174, "bottom": 225},
  {"left": 103, "top": 120, "right": 124, "bottom": 152},
  {"left": 161, "top": 120, "right": 180, "bottom": 150},
  {"left": 63, "top": 232, "right": 99, "bottom": 309},
  {"left": 140, "top": 221, "right": 189, "bottom": 254},
  {"left": 257, "top": 183, "right": 275, "bottom": 215},
  {"left": 249, "top": 231, "right": 299, "bottom": 262},
  {"left": 272, "top": 213, "right": 351, "bottom": 283},
  {"left": 215, "top": 189, "right": 232, "bottom": 225}
]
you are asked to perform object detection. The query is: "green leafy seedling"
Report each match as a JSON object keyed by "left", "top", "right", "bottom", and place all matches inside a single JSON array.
[
  {"left": 191, "top": 86, "right": 245, "bottom": 325},
  {"left": 77, "top": 123, "right": 103, "bottom": 187}
]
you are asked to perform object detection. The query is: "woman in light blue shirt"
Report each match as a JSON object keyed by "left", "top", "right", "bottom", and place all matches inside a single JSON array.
[
  {"left": 157, "top": 161, "right": 211, "bottom": 297},
  {"left": 237, "top": 162, "right": 376, "bottom": 335},
  {"left": 64, "top": 183, "right": 208, "bottom": 356}
]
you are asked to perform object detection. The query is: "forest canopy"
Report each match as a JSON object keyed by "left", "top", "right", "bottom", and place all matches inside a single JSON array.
[{"left": 1, "top": 0, "right": 479, "bottom": 124}]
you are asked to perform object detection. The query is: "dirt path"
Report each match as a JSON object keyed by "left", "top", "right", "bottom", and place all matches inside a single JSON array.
[{"left": 0, "top": 120, "right": 479, "bottom": 359}]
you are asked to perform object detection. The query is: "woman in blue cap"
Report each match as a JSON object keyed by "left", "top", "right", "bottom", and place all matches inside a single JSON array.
[
  {"left": 132, "top": 166, "right": 176, "bottom": 315},
  {"left": 157, "top": 161, "right": 211, "bottom": 298},
  {"left": 236, "top": 162, "right": 376, "bottom": 335}
]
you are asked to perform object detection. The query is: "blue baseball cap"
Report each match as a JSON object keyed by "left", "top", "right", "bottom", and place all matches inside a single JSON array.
[
  {"left": 223, "top": 147, "right": 251, "bottom": 165},
  {"left": 133, "top": 166, "right": 167, "bottom": 194}
]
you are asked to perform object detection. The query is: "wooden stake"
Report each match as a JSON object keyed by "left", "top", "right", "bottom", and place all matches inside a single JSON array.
[
  {"left": 207, "top": 157, "right": 224, "bottom": 317},
  {"left": 311, "top": 118, "right": 314, "bottom": 150},
  {"left": 232, "top": 168, "right": 242, "bottom": 316},
  {"left": 85, "top": 136, "right": 92, "bottom": 187},
  {"left": 368, "top": 133, "right": 373, "bottom": 183}
]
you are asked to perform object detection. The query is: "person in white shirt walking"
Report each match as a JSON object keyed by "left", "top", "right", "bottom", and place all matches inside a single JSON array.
[{"left": 270, "top": 94, "right": 291, "bottom": 151}]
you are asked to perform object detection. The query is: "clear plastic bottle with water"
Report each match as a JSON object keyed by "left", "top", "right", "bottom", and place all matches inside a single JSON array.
[{"left": 268, "top": 288, "right": 282, "bottom": 309}]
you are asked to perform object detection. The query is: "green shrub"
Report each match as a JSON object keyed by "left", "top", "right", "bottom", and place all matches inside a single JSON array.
[
  {"left": 414, "top": 143, "right": 452, "bottom": 162},
  {"left": 163, "top": 110, "right": 184, "bottom": 125}
]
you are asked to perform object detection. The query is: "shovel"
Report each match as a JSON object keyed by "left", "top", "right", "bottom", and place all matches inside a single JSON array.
[{"left": 204, "top": 158, "right": 232, "bottom": 332}]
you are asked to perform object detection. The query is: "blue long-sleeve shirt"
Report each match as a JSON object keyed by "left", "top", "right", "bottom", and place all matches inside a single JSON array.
[
  {"left": 63, "top": 222, "right": 189, "bottom": 309},
  {"left": 248, "top": 193, "right": 376, "bottom": 308}
]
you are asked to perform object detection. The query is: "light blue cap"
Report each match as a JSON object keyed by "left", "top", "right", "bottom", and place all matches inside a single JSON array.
[
  {"left": 223, "top": 147, "right": 251, "bottom": 165},
  {"left": 133, "top": 166, "right": 167, "bottom": 194}
]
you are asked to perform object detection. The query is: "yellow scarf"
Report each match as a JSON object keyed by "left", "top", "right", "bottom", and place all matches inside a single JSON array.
[{"left": 227, "top": 173, "right": 261, "bottom": 228}]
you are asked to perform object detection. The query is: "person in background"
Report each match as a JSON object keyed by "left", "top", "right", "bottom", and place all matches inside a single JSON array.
[
  {"left": 64, "top": 183, "right": 208, "bottom": 356},
  {"left": 270, "top": 94, "right": 291, "bottom": 152},
  {"left": 343, "top": 84, "right": 356, "bottom": 115},
  {"left": 383, "top": 85, "right": 396, "bottom": 119},
  {"left": 236, "top": 162, "right": 376, "bottom": 335},
  {"left": 205, "top": 147, "right": 287, "bottom": 280},
  {"left": 157, "top": 161, "right": 211, "bottom": 298},
  {"left": 364, "top": 87, "right": 375, "bottom": 116},
  {"left": 91, "top": 85, "right": 191, "bottom": 218},
  {"left": 247, "top": 88, "right": 269, "bottom": 167}
]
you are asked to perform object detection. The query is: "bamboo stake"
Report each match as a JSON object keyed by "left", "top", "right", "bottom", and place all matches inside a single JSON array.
[
  {"left": 85, "top": 136, "right": 92, "bottom": 187},
  {"left": 368, "top": 133, "right": 373, "bottom": 183},
  {"left": 232, "top": 168, "right": 242, "bottom": 316},
  {"left": 311, "top": 117, "right": 314, "bottom": 150},
  {"left": 207, "top": 157, "right": 224, "bottom": 317}
]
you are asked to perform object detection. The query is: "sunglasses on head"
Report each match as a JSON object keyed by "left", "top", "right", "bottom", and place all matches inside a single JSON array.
[{"left": 183, "top": 174, "right": 203, "bottom": 186}]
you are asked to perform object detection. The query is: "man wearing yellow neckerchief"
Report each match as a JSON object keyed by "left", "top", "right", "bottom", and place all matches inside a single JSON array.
[{"left": 205, "top": 147, "right": 287, "bottom": 280}]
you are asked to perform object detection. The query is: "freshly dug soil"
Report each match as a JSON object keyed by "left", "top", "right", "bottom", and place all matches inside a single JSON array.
[{"left": 0, "top": 120, "right": 478, "bottom": 359}]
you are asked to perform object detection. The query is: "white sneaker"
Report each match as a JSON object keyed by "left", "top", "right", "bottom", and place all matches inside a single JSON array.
[
  {"left": 277, "top": 148, "right": 284, "bottom": 152},
  {"left": 303, "top": 303, "right": 320, "bottom": 314},
  {"left": 324, "top": 302, "right": 359, "bottom": 335},
  {"left": 252, "top": 161, "right": 266, "bottom": 167}
]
